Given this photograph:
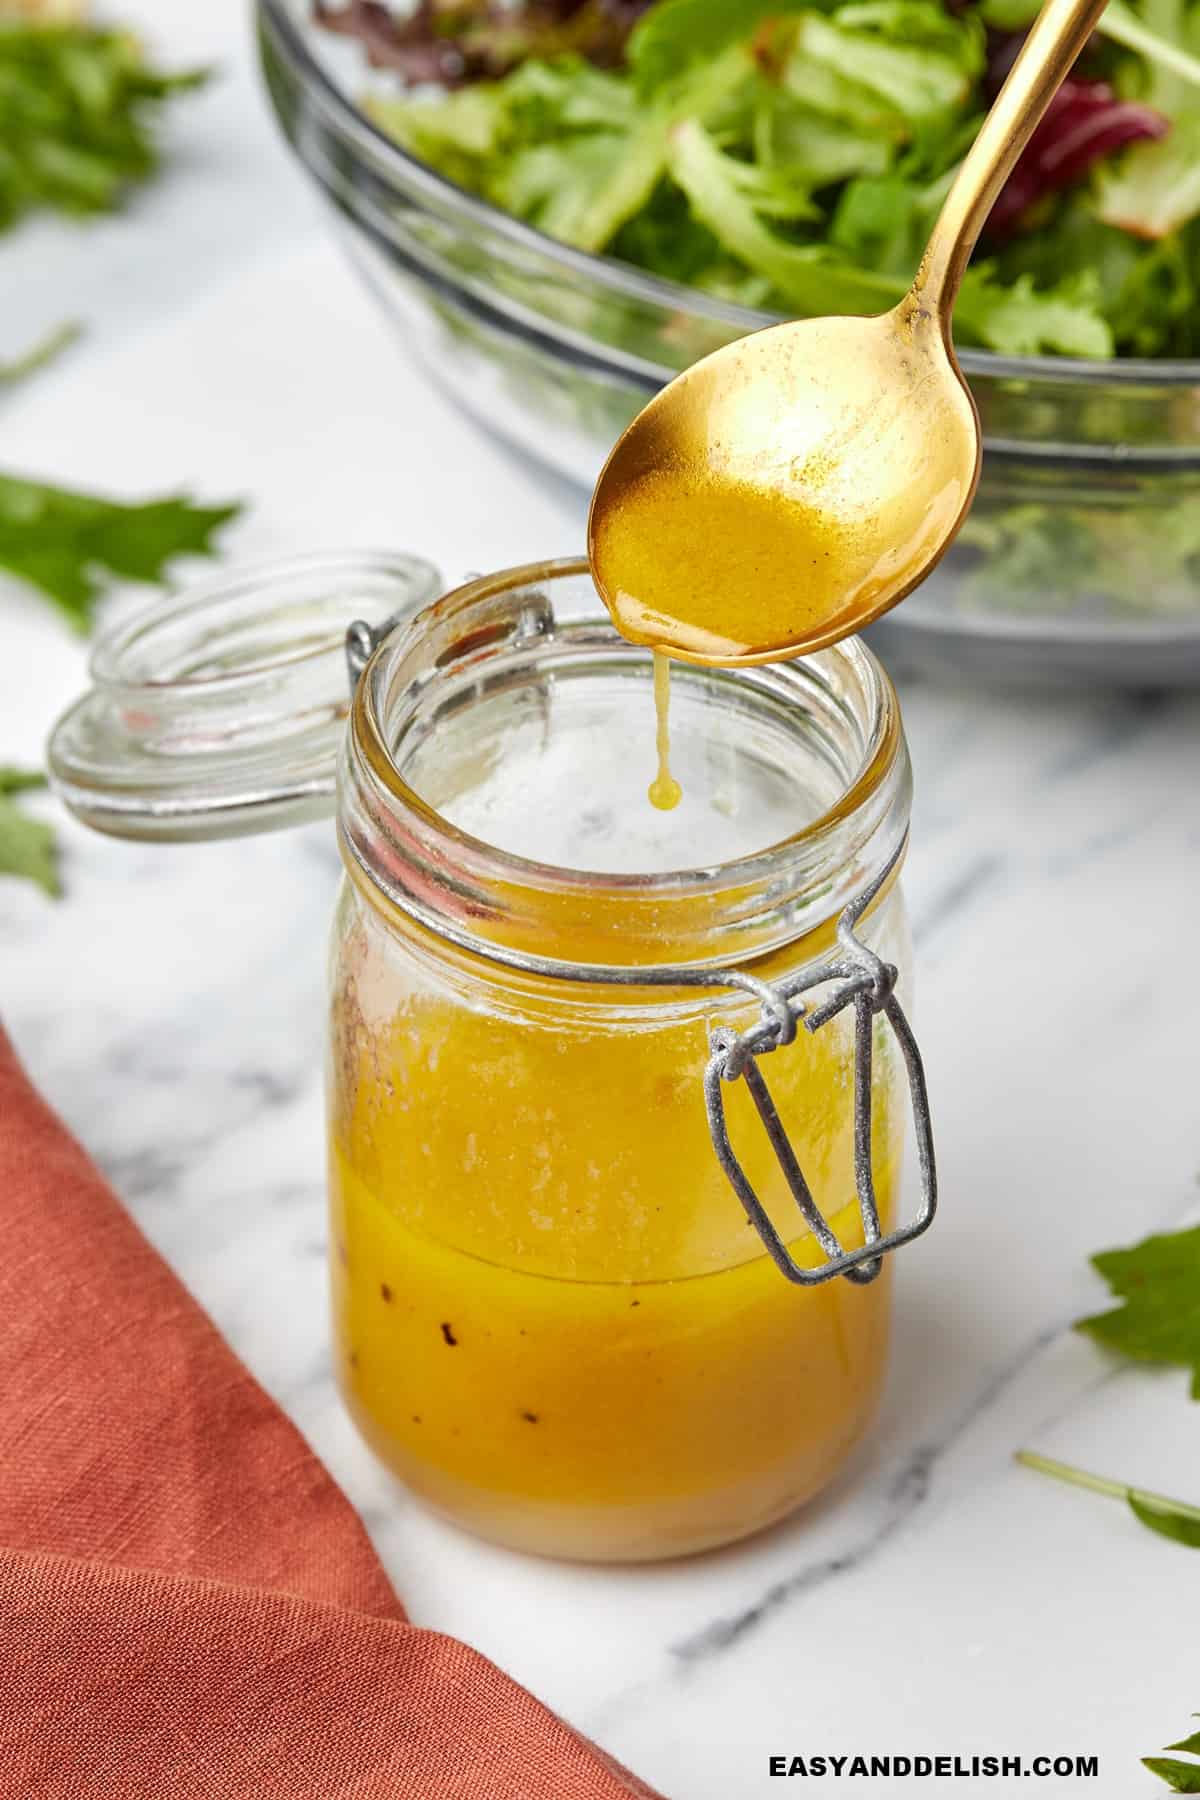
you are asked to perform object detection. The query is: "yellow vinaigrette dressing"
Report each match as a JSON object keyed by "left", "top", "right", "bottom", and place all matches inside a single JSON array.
[
  {"left": 590, "top": 468, "right": 866, "bottom": 664},
  {"left": 329, "top": 894, "right": 904, "bottom": 1562},
  {"left": 327, "top": 562, "right": 912, "bottom": 1561}
]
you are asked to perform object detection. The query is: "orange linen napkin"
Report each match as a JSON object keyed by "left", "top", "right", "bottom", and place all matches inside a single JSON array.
[{"left": 0, "top": 1029, "right": 663, "bottom": 1800}]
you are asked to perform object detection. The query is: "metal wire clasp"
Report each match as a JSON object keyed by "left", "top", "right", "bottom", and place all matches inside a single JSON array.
[
  {"left": 703, "top": 846, "right": 936, "bottom": 1287},
  {"left": 346, "top": 619, "right": 385, "bottom": 690}
]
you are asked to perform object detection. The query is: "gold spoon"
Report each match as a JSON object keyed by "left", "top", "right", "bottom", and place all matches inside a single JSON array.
[{"left": 588, "top": 0, "right": 1110, "bottom": 667}]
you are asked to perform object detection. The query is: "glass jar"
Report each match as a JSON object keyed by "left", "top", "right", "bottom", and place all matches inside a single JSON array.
[{"left": 49, "top": 551, "right": 923, "bottom": 1563}]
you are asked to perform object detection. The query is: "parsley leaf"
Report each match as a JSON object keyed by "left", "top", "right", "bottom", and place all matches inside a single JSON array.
[
  {"left": 1146, "top": 1722, "right": 1200, "bottom": 1791},
  {"left": 0, "top": 19, "right": 209, "bottom": 235},
  {"left": 0, "top": 474, "right": 242, "bottom": 630},
  {"left": 1075, "top": 1222, "right": 1200, "bottom": 1396},
  {"left": 0, "top": 768, "right": 59, "bottom": 898}
]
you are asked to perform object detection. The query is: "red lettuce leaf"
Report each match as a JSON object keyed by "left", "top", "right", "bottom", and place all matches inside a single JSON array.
[{"left": 985, "top": 43, "right": 1169, "bottom": 235}]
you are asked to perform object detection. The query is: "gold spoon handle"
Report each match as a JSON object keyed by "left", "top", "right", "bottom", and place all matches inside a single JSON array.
[{"left": 911, "top": 0, "right": 1113, "bottom": 323}]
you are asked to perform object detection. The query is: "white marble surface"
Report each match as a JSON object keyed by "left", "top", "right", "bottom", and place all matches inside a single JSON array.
[{"left": 3, "top": 6, "right": 1200, "bottom": 1795}]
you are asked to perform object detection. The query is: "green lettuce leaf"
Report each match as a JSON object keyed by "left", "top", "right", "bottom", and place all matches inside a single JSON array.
[
  {"left": 666, "top": 118, "right": 901, "bottom": 312},
  {"left": 754, "top": 88, "right": 895, "bottom": 188},
  {"left": 497, "top": 125, "right": 668, "bottom": 252},
  {"left": 1097, "top": 113, "right": 1200, "bottom": 236},
  {"left": 371, "top": 48, "right": 751, "bottom": 254},
  {"left": 955, "top": 268, "right": 1114, "bottom": 355},
  {"left": 790, "top": 3, "right": 983, "bottom": 128},
  {"left": 628, "top": 0, "right": 802, "bottom": 96},
  {"left": 1094, "top": 0, "right": 1200, "bottom": 236}
]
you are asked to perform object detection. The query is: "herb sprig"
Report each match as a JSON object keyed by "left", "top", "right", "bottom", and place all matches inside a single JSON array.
[
  {"left": 1017, "top": 1223, "right": 1200, "bottom": 1786},
  {"left": 0, "top": 473, "right": 242, "bottom": 631},
  {"left": 1075, "top": 1222, "right": 1200, "bottom": 1394},
  {"left": 1016, "top": 1450, "right": 1200, "bottom": 1547},
  {"left": 0, "top": 17, "right": 208, "bottom": 234},
  {"left": 1145, "top": 1721, "right": 1200, "bottom": 1792}
]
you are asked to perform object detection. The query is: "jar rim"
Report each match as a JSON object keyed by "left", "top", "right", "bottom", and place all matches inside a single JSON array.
[{"left": 341, "top": 558, "right": 912, "bottom": 971}]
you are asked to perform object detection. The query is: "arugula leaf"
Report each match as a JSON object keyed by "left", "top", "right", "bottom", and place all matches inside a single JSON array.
[
  {"left": 0, "top": 320, "right": 81, "bottom": 386},
  {"left": 1016, "top": 1450, "right": 1200, "bottom": 1548},
  {"left": 1129, "top": 1491, "right": 1200, "bottom": 1546},
  {"left": 1147, "top": 1760, "right": 1200, "bottom": 1792},
  {"left": 0, "top": 474, "right": 242, "bottom": 630},
  {"left": 1146, "top": 1724, "right": 1200, "bottom": 1792},
  {"left": 0, "top": 768, "right": 59, "bottom": 898},
  {"left": 0, "top": 20, "right": 209, "bottom": 235},
  {"left": 1075, "top": 1222, "right": 1200, "bottom": 1395}
]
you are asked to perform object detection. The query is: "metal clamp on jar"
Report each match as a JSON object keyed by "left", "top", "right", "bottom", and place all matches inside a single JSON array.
[{"left": 50, "top": 552, "right": 935, "bottom": 1562}]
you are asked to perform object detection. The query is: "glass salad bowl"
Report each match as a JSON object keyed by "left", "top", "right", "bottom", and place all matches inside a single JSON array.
[{"left": 256, "top": 0, "right": 1200, "bottom": 685}]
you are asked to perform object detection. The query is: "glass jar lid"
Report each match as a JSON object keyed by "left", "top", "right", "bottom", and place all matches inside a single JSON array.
[{"left": 47, "top": 551, "right": 442, "bottom": 842}]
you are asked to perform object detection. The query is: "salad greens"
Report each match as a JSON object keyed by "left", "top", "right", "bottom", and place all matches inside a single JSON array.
[
  {"left": 356, "top": 0, "right": 1200, "bottom": 357},
  {"left": 0, "top": 14, "right": 207, "bottom": 235}
]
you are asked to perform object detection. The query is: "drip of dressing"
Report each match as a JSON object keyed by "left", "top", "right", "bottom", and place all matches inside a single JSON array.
[{"left": 648, "top": 648, "right": 682, "bottom": 812}]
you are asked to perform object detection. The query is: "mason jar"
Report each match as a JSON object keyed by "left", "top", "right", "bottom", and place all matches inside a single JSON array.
[{"left": 49, "top": 551, "right": 927, "bottom": 1563}]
